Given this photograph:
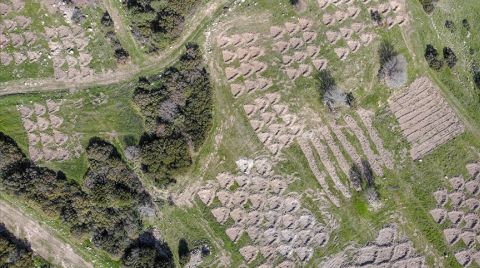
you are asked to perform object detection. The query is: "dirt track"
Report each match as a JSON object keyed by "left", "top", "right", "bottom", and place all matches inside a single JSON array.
[
  {"left": 0, "top": 0, "right": 230, "bottom": 97},
  {"left": 0, "top": 200, "right": 93, "bottom": 268}
]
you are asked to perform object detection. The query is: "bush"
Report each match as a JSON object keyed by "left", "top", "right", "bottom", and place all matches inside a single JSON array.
[
  {"left": 419, "top": 0, "right": 435, "bottom": 13},
  {"left": 178, "top": 238, "right": 190, "bottom": 266},
  {"left": 444, "top": 20, "right": 455, "bottom": 33},
  {"left": 443, "top": 47, "right": 457, "bottom": 68},
  {"left": 472, "top": 62, "right": 480, "bottom": 89},
  {"left": 425, "top": 44, "right": 444, "bottom": 70}
]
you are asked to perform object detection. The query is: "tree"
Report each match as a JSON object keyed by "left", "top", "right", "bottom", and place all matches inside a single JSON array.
[
  {"left": 133, "top": 44, "right": 213, "bottom": 184},
  {"left": 317, "top": 70, "right": 352, "bottom": 110},
  {"left": 379, "top": 55, "right": 408, "bottom": 88},
  {"left": 122, "top": 231, "right": 174, "bottom": 268},
  {"left": 378, "top": 40, "right": 407, "bottom": 88},
  {"left": 443, "top": 47, "right": 457, "bottom": 68},
  {"left": 425, "top": 44, "right": 444, "bottom": 70}
]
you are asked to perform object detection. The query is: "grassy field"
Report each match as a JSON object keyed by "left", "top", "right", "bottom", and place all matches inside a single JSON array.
[
  {"left": 186, "top": 0, "right": 480, "bottom": 266},
  {"left": 0, "top": 83, "right": 144, "bottom": 181},
  {"left": 1, "top": 0, "right": 480, "bottom": 267}
]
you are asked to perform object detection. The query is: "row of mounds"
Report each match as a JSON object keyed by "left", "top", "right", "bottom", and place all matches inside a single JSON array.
[
  {"left": 430, "top": 162, "right": 480, "bottom": 267},
  {"left": 196, "top": 157, "right": 329, "bottom": 266},
  {"left": 298, "top": 110, "right": 394, "bottom": 208}
]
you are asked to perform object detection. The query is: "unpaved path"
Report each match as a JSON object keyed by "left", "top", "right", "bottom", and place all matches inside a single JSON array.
[
  {"left": 0, "top": 200, "right": 93, "bottom": 268},
  {"left": 0, "top": 0, "right": 230, "bottom": 97}
]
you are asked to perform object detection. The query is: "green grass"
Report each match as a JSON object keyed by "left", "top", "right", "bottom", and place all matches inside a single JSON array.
[
  {"left": 2, "top": 0, "right": 480, "bottom": 267},
  {"left": 0, "top": 83, "right": 144, "bottom": 181},
  {"left": 81, "top": 6, "right": 118, "bottom": 72}
]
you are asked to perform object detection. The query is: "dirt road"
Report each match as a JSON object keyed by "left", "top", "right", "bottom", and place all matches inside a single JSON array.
[{"left": 0, "top": 200, "right": 93, "bottom": 268}]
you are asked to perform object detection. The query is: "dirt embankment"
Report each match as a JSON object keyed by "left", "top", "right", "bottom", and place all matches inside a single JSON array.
[{"left": 0, "top": 200, "right": 93, "bottom": 268}]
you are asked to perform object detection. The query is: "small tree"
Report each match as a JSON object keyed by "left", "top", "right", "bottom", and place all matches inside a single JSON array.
[
  {"left": 317, "top": 70, "right": 336, "bottom": 99},
  {"left": 443, "top": 47, "right": 457, "bottom": 68},
  {"left": 379, "top": 55, "right": 408, "bottom": 88}
]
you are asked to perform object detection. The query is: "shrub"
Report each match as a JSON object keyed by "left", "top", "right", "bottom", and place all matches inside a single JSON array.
[
  {"left": 425, "top": 44, "right": 444, "bottom": 70},
  {"left": 462, "top": 18, "right": 471, "bottom": 31},
  {"left": 419, "top": 0, "right": 435, "bottom": 13},
  {"left": 444, "top": 20, "right": 455, "bottom": 33},
  {"left": 370, "top": 10, "right": 382, "bottom": 24},
  {"left": 443, "top": 47, "right": 457, "bottom": 68},
  {"left": 378, "top": 40, "right": 397, "bottom": 67},
  {"left": 101, "top": 11, "right": 113, "bottom": 27}
]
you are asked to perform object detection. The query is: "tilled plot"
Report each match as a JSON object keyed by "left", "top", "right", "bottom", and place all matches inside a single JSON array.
[
  {"left": 429, "top": 161, "right": 480, "bottom": 267},
  {"left": 317, "top": 0, "right": 407, "bottom": 60},
  {"left": 17, "top": 100, "right": 80, "bottom": 162},
  {"left": 321, "top": 225, "right": 426, "bottom": 267},
  {"left": 197, "top": 157, "right": 330, "bottom": 266},
  {"left": 389, "top": 77, "right": 465, "bottom": 160}
]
